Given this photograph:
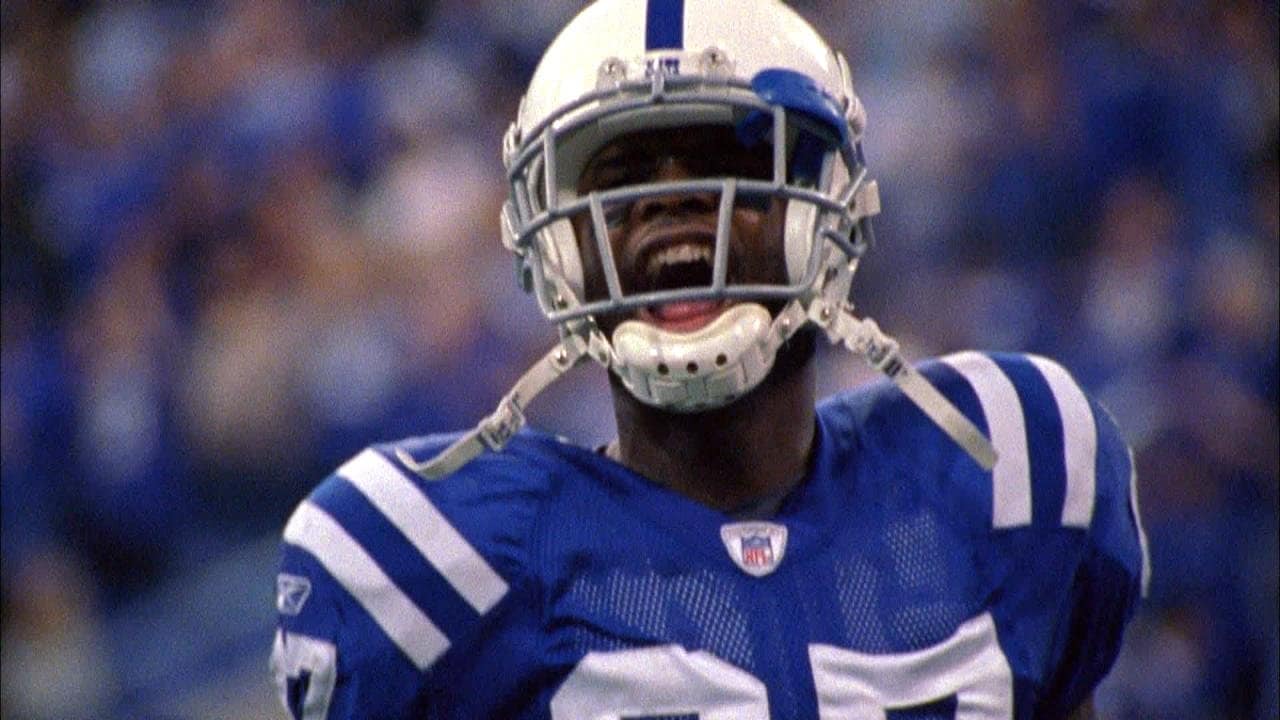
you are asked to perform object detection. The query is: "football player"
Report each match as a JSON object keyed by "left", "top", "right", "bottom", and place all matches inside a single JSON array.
[{"left": 270, "top": 1, "right": 1149, "bottom": 718}]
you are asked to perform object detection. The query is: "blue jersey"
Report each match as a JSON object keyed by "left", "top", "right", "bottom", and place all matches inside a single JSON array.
[{"left": 270, "top": 352, "right": 1148, "bottom": 719}]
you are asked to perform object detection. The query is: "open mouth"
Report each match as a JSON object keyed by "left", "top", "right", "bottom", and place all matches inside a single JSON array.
[{"left": 635, "top": 240, "right": 730, "bottom": 332}]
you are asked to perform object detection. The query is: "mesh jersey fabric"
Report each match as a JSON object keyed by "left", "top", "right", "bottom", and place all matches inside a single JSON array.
[{"left": 271, "top": 351, "right": 1146, "bottom": 719}]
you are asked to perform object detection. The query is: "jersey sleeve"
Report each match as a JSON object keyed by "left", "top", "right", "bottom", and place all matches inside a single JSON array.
[
  {"left": 925, "top": 351, "right": 1149, "bottom": 717},
  {"left": 1033, "top": 384, "right": 1149, "bottom": 716},
  {"left": 268, "top": 443, "right": 531, "bottom": 719}
]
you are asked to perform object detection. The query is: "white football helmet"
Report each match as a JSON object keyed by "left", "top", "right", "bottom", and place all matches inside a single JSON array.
[
  {"left": 504, "top": 0, "right": 875, "bottom": 411},
  {"left": 398, "top": 0, "right": 996, "bottom": 479}
]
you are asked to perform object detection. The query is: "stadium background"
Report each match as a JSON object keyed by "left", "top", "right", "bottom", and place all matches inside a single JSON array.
[{"left": 1, "top": 0, "right": 1275, "bottom": 717}]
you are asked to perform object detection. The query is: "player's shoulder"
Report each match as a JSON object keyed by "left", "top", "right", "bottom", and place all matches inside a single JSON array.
[
  {"left": 282, "top": 429, "right": 576, "bottom": 588},
  {"left": 275, "top": 431, "right": 571, "bottom": 657},
  {"left": 823, "top": 350, "right": 1139, "bottom": 540},
  {"left": 270, "top": 430, "right": 582, "bottom": 716}
]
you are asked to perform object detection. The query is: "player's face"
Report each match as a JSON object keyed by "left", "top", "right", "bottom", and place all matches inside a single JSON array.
[{"left": 573, "top": 125, "right": 788, "bottom": 333}]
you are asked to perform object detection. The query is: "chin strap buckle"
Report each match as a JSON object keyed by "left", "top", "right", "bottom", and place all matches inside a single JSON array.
[
  {"left": 808, "top": 300, "right": 998, "bottom": 472},
  {"left": 396, "top": 333, "right": 591, "bottom": 479}
]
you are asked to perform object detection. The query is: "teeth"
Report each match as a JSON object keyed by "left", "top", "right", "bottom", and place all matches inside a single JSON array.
[{"left": 646, "top": 243, "right": 713, "bottom": 277}]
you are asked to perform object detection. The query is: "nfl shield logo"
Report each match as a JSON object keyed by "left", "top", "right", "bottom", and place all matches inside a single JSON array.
[
  {"left": 720, "top": 522, "right": 788, "bottom": 577},
  {"left": 741, "top": 535, "right": 774, "bottom": 568}
]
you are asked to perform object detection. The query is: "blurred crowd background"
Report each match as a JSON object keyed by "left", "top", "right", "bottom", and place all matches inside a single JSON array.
[{"left": 1, "top": 0, "right": 1275, "bottom": 717}]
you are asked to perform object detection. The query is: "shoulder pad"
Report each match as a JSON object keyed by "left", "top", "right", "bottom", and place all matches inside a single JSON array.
[
  {"left": 930, "top": 351, "right": 1149, "bottom": 595},
  {"left": 841, "top": 350, "right": 1143, "bottom": 549},
  {"left": 275, "top": 433, "right": 563, "bottom": 667}
]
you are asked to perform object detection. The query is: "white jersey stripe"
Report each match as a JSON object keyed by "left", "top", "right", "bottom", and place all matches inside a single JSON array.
[
  {"left": 283, "top": 501, "right": 449, "bottom": 670},
  {"left": 942, "top": 352, "right": 1031, "bottom": 528},
  {"left": 1029, "top": 356, "right": 1097, "bottom": 528},
  {"left": 338, "top": 449, "right": 509, "bottom": 614}
]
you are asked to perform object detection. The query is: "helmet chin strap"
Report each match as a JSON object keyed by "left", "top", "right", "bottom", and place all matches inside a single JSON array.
[
  {"left": 395, "top": 328, "right": 606, "bottom": 478},
  {"left": 398, "top": 295, "right": 996, "bottom": 479},
  {"left": 394, "top": 301, "right": 803, "bottom": 478}
]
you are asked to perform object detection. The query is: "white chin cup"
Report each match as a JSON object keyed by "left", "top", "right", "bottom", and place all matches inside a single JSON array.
[{"left": 610, "top": 303, "right": 776, "bottom": 412}]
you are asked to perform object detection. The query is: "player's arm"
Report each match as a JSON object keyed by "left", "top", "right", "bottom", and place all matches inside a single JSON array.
[
  {"left": 1038, "top": 388, "right": 1147, "bottom": 717},
  {"left": 990, "top": 354, "right": 1148, "bottom": 717},
  {"left": 270, "top": 507, "right": 434, "bottom": 719},
  {"left": 268, "top": 447, "right": 519, "bottom": 718},
  {"left": 934, "top": 352, "right": 1147, "bottom": 717}
]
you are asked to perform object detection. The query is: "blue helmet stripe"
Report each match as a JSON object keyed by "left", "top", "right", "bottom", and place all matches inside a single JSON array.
[{"left": 645, "top": 0, "right": 685, "bottom": 50}]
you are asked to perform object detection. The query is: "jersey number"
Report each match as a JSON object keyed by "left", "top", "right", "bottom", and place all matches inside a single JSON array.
[
  {"left": 271, "top": 630, "right": 338, "bottom": 720},
  {"left": 550, "top": 613, "right": 1013, "bottom": 720}
]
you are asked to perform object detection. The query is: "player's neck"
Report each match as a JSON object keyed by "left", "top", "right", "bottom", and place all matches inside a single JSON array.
[{"left": 608, "top": 346, "right": 817, "bottom": 515}]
